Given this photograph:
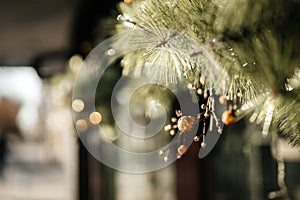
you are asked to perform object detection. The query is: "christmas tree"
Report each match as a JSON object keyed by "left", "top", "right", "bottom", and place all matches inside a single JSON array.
[
  {"left": 111, "top": 0, "right": 300, "bottom": 149},
  {"left": 71, "top": 1, "right": 300, "bottom": 199}
]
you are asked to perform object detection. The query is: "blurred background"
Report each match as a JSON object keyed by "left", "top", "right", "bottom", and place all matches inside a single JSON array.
[{"left": 0, "top": 0, "right": 300, "bottom": 200}]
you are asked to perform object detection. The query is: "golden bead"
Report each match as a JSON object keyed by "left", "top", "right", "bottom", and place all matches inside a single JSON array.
[
  {"left": 163, "top": 156, "right": 169, "bottom": 162},
  {"left": 170, "top": 129, "right": 176, "bottom": 136},
  {"left": 200, "top": 76, "right": 206, "bottom": 85},
  {"left": 194, "top": 136, "right": 200, "bottom": 142},
  {"left": 201, "top": 142, "right": 206, "bottom": 148},
  {"left": 233, "top": 104, "right": 238, "bottom": 110},
  {"left": 218, "top": 95, "right": 228, "bottom": 105},
  {"left": 177, "top": 116, "right": 196, "bottom": 133},
  {"left": 187, "top": 83, "right": 194, "bottom": 90},
  {"left": 204, "top": 112, "right": 210, "bottom": 118},
  {"left": 177, "top": 145, "right": 188, "bottom": 155},
  {"left": 175, "top": 110, "right": 182, "bottom": 117},
  {"left": 222, "top": 110, "right": 236, "bottom": 125},
  {"left": 197, "top": 89, "right": 203, "bottom": 95},
  {"left": 203, "top": 91, "right": 208, "bottom": 99},
  {"left": 164, "top": 124, "right": 172, "bottom": 131},
  {"left": 171, "top": 117, "right": 177, "bottom": 123}
]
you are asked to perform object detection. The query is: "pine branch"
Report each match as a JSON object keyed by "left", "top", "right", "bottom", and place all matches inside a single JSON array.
[{"left": 113, "top": 0, "right": 300, "bottom": 144}]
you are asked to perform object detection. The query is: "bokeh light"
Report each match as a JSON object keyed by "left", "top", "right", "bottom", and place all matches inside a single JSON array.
[
  {"left": 76, "top": 119, "right": 88, "bottom": 132},
  {"left": 69, "top": 54, "right": 83, "bottom": 73},
  {"left": 89, "top": 111, "right": 102, "bottom": 125},
  {"left": 72, "top": 99, "right": 84, "bottom": 112}
]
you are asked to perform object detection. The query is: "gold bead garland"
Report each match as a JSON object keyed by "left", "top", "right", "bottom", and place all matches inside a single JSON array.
[{"left": 160, "top": 77, "right": 226, "bottom": 161}]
